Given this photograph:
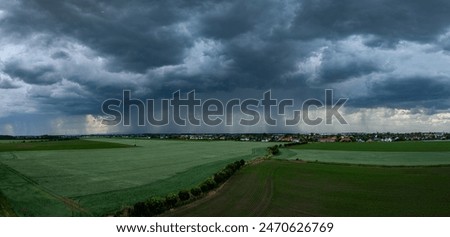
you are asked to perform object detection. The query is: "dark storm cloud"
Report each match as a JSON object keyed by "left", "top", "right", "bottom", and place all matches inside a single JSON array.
[
  {"left": 25, "top": 79, "right": 106, "bottom": 115},
  {"left": 198, "top": 1, "right": 272, "bottom": 40},
  {"left": 0, "top": 0, "right": 449, "bottom": 121},
  {"left": 3, "top": 0, "right": 200, "bottom": 73},
  {"left": 351, "top": 77, "right": 450, "bottom": 109},
  {"left": 290, "top": 0, "right": 450, "bottom": 42},
  {"left": 311, "top": 46, "right": 388, "bottom": 84},
  {"left": 317, "top": 58, "right": 381, "bottom": 84},
  {"left": 3, "top": 62, "right": 61, "bottom": 85},
  {"left": 219, "top": 41, "right": 308, "bottom": 89},
  {"left": 0, "top": 77, "right": 20, "bottom": 89},
  {"left": 51, "top": 51, "right": 71, "bottom": 60},
  {"left": 363, "top": 36, "right": 400, "bottom": 49}
]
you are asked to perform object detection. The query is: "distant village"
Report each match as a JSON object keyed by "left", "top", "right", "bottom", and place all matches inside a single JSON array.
[
  {"left": 2, "top": 132, "right": 448, "bottom": 143},
  {"left": 125, "top": 132, "right": 448, "bottom": 143}
]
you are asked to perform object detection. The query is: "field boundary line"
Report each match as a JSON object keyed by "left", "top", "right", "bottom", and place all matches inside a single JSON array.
[{"left": 0, "top": 161, "right": 91, "bottom": 216}]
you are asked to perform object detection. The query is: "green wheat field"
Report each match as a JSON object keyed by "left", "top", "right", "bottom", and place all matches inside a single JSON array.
[{"left": 1, "top": 139, "right": 449, "bottom": 216}]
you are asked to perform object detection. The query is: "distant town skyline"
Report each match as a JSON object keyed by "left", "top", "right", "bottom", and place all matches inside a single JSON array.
[{"left": 0, "top": 1, "right": 449, "bottom": 135}]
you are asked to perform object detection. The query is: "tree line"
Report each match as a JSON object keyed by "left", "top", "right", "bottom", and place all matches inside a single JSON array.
[{"left": 128, "top": 159, "right": 246, "bottom": 217}]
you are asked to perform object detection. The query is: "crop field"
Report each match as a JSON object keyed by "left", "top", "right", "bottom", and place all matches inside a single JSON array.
[
  {"left": 0, "top": 139, "right": 132, "bottom": 152},
  {"left": 167, "top": 159, "right": 450, "bottom": 217},
  {"left": 290, "top": 141, "right": 450, "bottom": 152},
  {"left": 1, "top": 139, "right": 449, "bottom": 217},
  {"left": 278, "top": 141, "right": 450, "bottom": 166},
  {"left": 0, "top": 139, "right": 268, "bottom": 216},
  {"left": 167, "top": 141, "right": 450, "bottom": 217}
]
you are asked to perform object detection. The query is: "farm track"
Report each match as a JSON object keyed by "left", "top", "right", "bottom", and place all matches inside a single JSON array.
[
  {"left": 249, "top": 175, "right": 274, "bottom": 216},
  {"left": 0, "top": 160, "right": 90, "bottom": 215}
]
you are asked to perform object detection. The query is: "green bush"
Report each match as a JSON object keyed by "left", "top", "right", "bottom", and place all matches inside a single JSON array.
[
  {"left": 131, "top": 197, "right": 166, "bottom": 217},
  {"left": 213, "top": 171, "right": 227, "bottom": 184},
  {"left": 190, "top": 187, "right": 202, "bottom": 197},
  {"left": 178, "top": 190, "right": 190, "bottom": 201},
  {"left": 146, "top": 197, "right": 166, "bottom": 216},
  {"left": 214, "top": 160, "right": 246, "bottom": 184},
  {"left": 267, "top": 145, "right": 280, "bottom": 155},
  {"left": 239, "top": 159, "right": 246, "bottom": 167},
  {"left": 130, "top": 201, "right": 148, "bottom": 217},
  {"left": 165, "top": 193, "right": 178, "bottom": 208},
  {"left": 225, "top": 163, "right": 238, "bottom": 172},
  {"left": 200, "top": 178, "right": 217, "bottom": 193},
  {"left": 130, "top": 159, "right": 247, "bottom": 216}
]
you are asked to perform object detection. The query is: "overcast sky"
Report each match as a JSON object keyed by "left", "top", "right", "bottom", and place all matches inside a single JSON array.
[{"left": 0, "top": 0, "right": 449, "bottom": 135}]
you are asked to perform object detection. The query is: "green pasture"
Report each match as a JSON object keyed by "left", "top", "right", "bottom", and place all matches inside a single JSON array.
[
  {"left": 290, "top": 141, "right": 450, "bottom": 152},
  {"left": 0, "top": 139, "right": 268, "bottom": 216},
  {"left": 0, "top": 139, "right": 131, "bottom": 152},
  {"left": 279, "top": 141, "right": 450, "bottom": 166}
]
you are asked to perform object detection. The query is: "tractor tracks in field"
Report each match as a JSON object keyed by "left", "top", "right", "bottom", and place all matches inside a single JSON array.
[
  {"left": 0, "top": 160, "right": 90, "bottom": 215},
  {"left": 248, "top": 167, "right": 276, "bottom": 217},
  {"left": 249, "top": 178, "right": 274, "bottom": 216}
]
